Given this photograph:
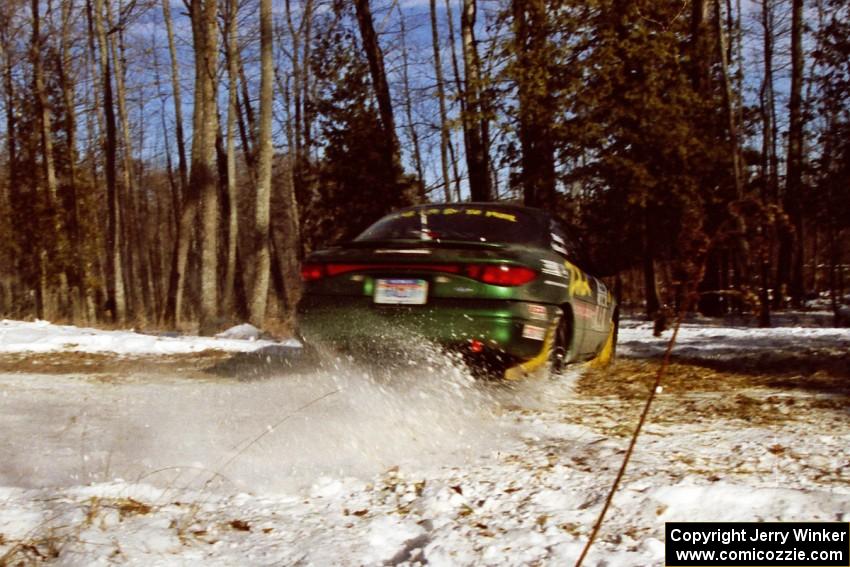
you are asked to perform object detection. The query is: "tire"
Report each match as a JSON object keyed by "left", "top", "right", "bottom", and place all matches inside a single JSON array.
[
  {"left": 464, "top": 350, "right": 513, "bottom": 380},
  {"left": 550, "top": 311, "right": 572, "bottom": 376}
]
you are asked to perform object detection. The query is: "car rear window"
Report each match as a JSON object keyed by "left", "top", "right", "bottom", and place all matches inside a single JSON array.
[{"left": 354, "top": 206, "right": 547, "bottom": 246}]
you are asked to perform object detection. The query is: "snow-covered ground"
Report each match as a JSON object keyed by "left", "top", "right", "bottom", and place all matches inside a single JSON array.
[
  {"left": 0, "top": 319, "right": 848, "bottom": 565},
  {"left": 0, "top": 319, "right": 298, "bottom": 355},
  {"left": 618, "top": 318, "right": 850, "bottom": 358}
]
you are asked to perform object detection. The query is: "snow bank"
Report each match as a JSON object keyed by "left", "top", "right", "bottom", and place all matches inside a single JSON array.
[
  {"left": 618, "top": 320, "right": 850, "bottom": 359},
  {"left": 0, "top": 319, "right": 299, "bottom": 355}
]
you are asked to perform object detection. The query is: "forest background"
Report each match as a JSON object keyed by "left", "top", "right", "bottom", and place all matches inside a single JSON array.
[{"left": 0, "top": 0, "right": 848, "bottom": 334}]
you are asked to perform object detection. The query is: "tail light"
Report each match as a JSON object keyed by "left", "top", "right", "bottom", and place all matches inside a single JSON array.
[
  {"left": 464, "top": 264, "right": 537, "bottom": 286},
  {"left": 300, "top": 263, "right": 325, "bottom": 281},
  {"left": 300, "top": 262, "right": 537, "bottom": 286}
]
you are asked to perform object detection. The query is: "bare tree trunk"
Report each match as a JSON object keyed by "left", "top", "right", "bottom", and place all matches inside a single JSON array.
[
  {"left": 234, "top": 67, "right": 256, "bottom": 176},
  {"left": 271, "top": 156, "right": 302, "bottom": 322},
  {"left": 785, "top": 0, "right": 805, "bottom": 306},
  {"left": 0, "top": 35, "right": 22, "bottom": 313},
  {"left": 250, "top": 0, "right": 274, "bottom": 325},
  {"left": 398, "top": 8, "right": 425, "bottom": 197},
  {"left": 0, "top": 41, "right": 16, "bottom": 194},
  {"left": 31, "top": 0, "right": 69, "bottom": 318},
  {"left": 160, "top": 0, "right": 192, "bottom": 325},
  {"left": 444, "top": 0, "right": 465, "bottom": 200},
  {"left": 460, "top": 0, "right": 491, "bottom": 201},
  {"left": 280, "top": 70, "right": 294, "bottom": 152},
  {"left": 642, "top": 203, "right": 661, "bottom": 321},
  {"left": 161, "top": 0, "right": 188, "bottom": 195},
  {"left": 151, "top": 45, "right": 180, "bottom": 239},
  {"left": 223, "top": 0, "right": 239, "bottom": 316},
  {"left": 83, "top": 0, "right": 104, "bottom": 321},
  {"left": 690, "top": 0, "right": 711, "bottom": 90},
  {"left": 760, "top": 0, "right": 779, "bottom": 201},
  {"left": 285, "top": 0, "right": 302, "bottom": 161},
  {"left": 353, "top": 0, "right": 401, "bottom": 171},
  {"left": 713, "top": 0, "right": 744, "bottom": 199},
  {"left": 168, "top": 198, "right": 198, "bottom": 325},
  {"left": 237, "top": 52, "right": 258, "bottom": 152},
  {"left": 193, "top": 0, "right": 220, "bottom": 334},
  {"left": 92, "top": 0, "right": 126, "bottom": 323},
  {"left": 284, "top": 0, "right": 314, "bottom": 244},
  {"left": 301, "top": 0, "right": 315, "bottom": 154},
  {"left": 31, "top": 0, "right": 59, "bottom": 209},
  {"left": 757, "top": 0, "right": 778, "bottom": 326},
  {"left": 447, "top": 135, "right": 463, "bottom": 201},
  {"left": 430, "top": 0, "right": 452, "bottom": 202},
  {"left": 107, "top": 1, "right": 151, "bottom": 320},
  {"left": 151, "top": 50, "right": 172, "bottom": 318},
  {"left": 714, "top": 0, "right": 751, "bottom": 302},
  {"left": 58, "top": 0, "right": 88, "bottom": 319}
]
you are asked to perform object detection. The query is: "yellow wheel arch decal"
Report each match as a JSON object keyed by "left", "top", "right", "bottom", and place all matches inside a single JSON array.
[
  {"left": 565, "top": 261, "right": 592, "bottom": 298},
  {"left": 504, "top": 317, "right": 559, "bottom": 380},
  {"left": 588, "top": 323, "right": 616, "bottom": 368}
]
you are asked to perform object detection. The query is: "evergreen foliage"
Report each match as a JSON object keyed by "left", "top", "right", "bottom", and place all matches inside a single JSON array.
[{"left": 304, "top": 16, "right": 417, "bottom": 252}]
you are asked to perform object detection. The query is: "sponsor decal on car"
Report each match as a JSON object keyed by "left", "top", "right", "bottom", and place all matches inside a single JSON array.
[
  {"left": 484, "top": 210, "right": 517, "bottom": 222},
  {"left": 550, "top": 232, "right": 569, "bottom": 255},
  {"left": 594, "top": 304, "right": 608, "bottom": 329},
  {"left": 527, "top": 304, "right": 548, "bottom": 320},
  {"left": 540, "top": 259, "right": 567, "bottom": 277},
  {"left": 597, "top": 282, "right": 610, "bottom": 307},
  {"left": 389, "top": 208, "right": 517, "bottom": 222},
  {"left": 522, "top": 324, "right": 546, "bottom": 341},
  {"left": 572, "top": 302, "right": 596, "bottom": 319}
]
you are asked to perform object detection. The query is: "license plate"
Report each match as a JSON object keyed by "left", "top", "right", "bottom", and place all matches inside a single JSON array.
[{"left": 374, "top": 279, "right": 428, "bottom": 305}]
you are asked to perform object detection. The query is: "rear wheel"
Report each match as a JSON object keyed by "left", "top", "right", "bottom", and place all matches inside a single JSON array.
[
  {"left": 550, "top": 311, "right": 572, "bottom": 376},
  {"left": 463, "top": 349, "right": 514, "bottom": 380}
]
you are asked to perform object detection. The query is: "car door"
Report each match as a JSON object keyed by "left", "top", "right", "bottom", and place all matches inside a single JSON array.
[
  {"left": 586, "top": 274, "right": 613, "bottom": 353},
  {"left": 548, "top": 219, "right": 598, "bottom": 358}
]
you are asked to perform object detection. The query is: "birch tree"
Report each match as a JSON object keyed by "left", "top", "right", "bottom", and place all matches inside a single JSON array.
[
  {"left": 249, "top": 0, "right": 274, "bottom": 324},
  {"left": 460, "top": 0, "right": 491, "bottom": 201},
  {"left": 187, "top": 0, "right": 220, "bottom": 333},
  {"left": 430, "top": 0, "right": 452, "bottom": 201}
]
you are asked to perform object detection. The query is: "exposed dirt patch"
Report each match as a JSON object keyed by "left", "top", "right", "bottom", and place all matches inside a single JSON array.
[
  {"left": 571, "top": 358, "right": 848, "bottom": 437},
  {"left": 581, "top": 358, "right": 850, "bottom": 399},
  {"left": 677, "top": 348, "right": 850, "bottom": 381},
  {"left": 0, "top": 351, "right": 230, "bottom": 379}
]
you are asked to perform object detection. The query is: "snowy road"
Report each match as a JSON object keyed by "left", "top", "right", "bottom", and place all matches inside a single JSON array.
[{"left": 0, "top": 320, "right": 848, "bottom": 565}]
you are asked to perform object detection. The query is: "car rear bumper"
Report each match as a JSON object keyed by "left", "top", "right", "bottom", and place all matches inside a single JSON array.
[{"left": 296, "top": 295, "right": 559, "bottom": 361}]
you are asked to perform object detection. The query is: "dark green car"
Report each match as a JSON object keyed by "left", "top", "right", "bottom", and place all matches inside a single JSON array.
[{"left": 296, "top": 203, "right": 616, "bottom": 378}]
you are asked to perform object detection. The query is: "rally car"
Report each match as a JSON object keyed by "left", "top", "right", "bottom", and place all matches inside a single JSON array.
[{"left": 296, "top": 203, "right": 616, "bottom": 378}]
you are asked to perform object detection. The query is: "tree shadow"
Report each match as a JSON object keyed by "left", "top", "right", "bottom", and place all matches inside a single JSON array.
[{"left": 668, "top": 349, "right": 850, "bottom": 398}]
